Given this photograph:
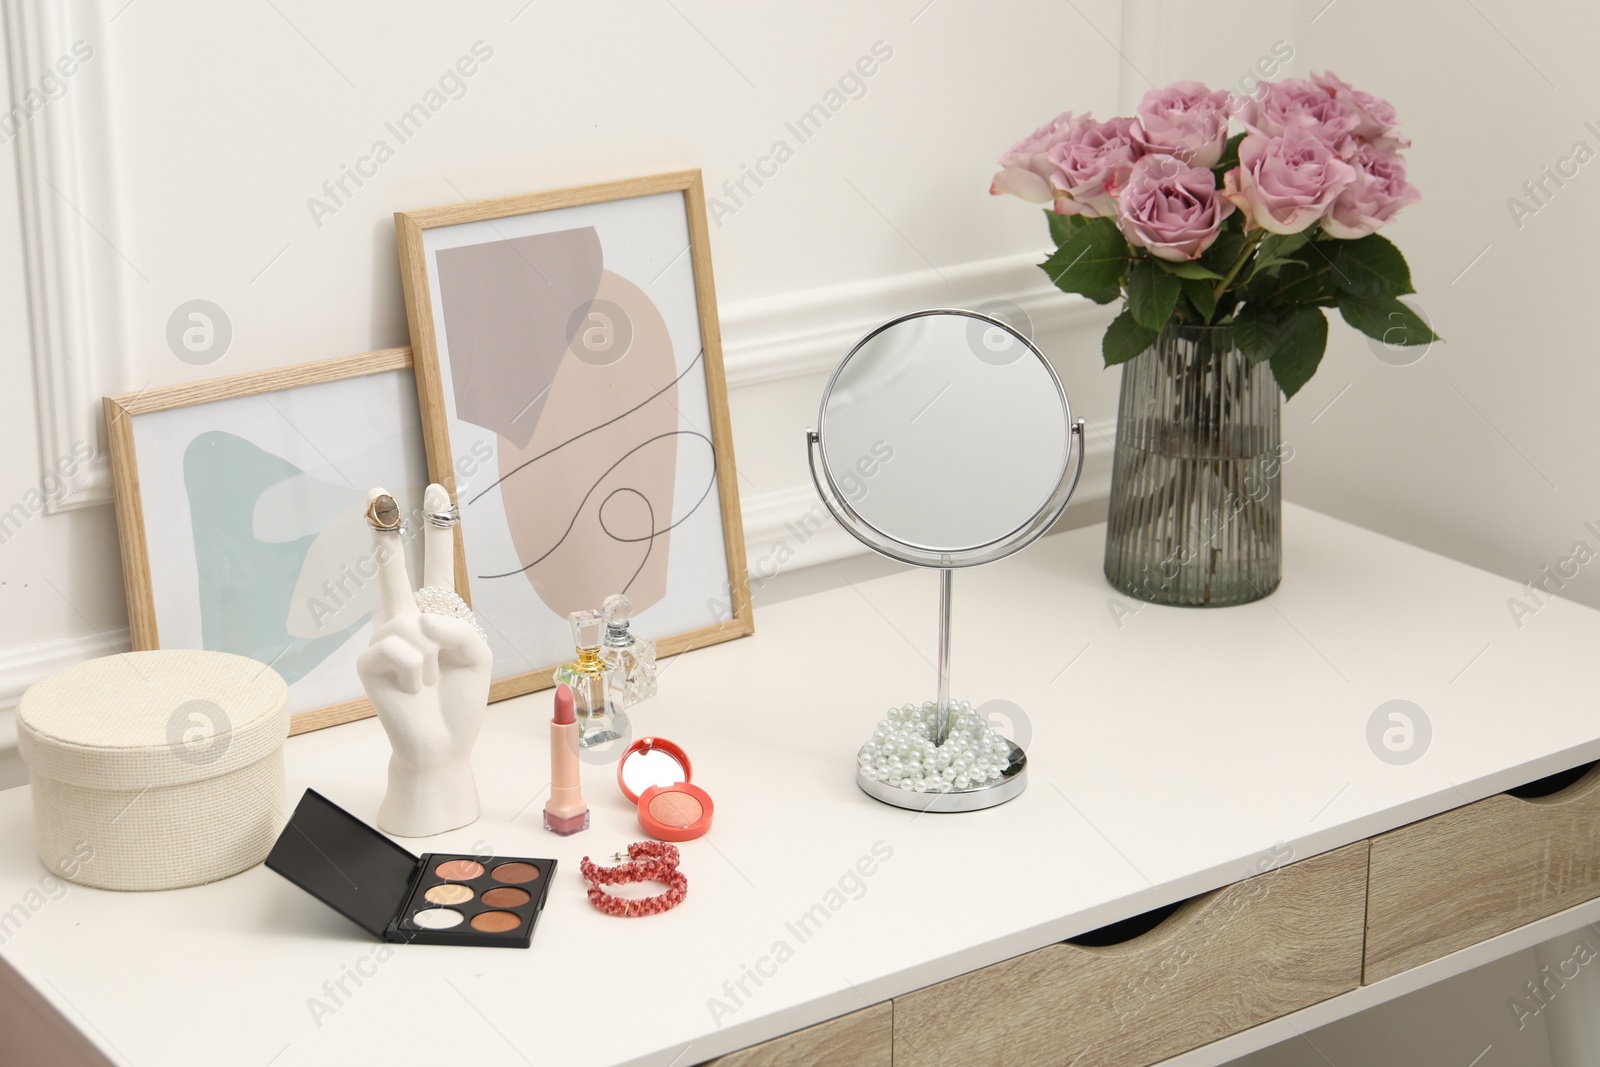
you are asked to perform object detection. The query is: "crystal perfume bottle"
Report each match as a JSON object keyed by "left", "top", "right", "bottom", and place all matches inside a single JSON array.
[
  {"left": 599, "top": 593, "right": 657, "bottom": 711},
  {"left": 553, "top": 610, "right": 627, "bottom": 748}
]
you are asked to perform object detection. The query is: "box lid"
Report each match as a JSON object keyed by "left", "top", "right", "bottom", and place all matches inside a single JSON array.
[
  {"left": 17, "top": 650, "right": 290, "bottom": 789},
  {"left": 266, "top": 789, "right": 418, "bottom": 940}
]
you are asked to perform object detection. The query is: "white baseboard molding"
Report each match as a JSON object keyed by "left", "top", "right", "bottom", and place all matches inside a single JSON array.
[
  {"left": 719, "top": 250, "right": 1114, "bottom": 389},
  {"left": 0, "top": 628, "right": 130, "bottom": 787},
  {"left": 0, "top": 628, "right": 130, "bottom": 714}
]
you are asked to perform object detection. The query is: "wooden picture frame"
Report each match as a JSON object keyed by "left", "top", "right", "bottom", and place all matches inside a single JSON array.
[
  {"left": 104, "top": 348, "right": 430, "bottom": 735},
  {"left": 395, "top": 169, "right": 752, "bottom": 702}
]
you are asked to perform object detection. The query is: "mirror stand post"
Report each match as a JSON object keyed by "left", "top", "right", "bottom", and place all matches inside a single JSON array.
[{"left": 935, "top": 568, "right": 952, "bottom": 746}]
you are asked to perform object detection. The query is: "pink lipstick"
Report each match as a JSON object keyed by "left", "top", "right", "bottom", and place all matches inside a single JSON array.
[{"left": 543, "top": 684, "right": 590, "bottom": 836}]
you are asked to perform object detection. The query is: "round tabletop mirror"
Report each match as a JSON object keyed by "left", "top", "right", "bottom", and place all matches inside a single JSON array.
[
  {"left": 811, "top": 309, "right": 1080, "bottom": 568},
  {"left": 806, "top": 308, "right": 1084, "bottom": 812}
]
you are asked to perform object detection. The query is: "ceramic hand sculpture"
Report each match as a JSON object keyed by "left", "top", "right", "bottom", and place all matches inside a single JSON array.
[{"left": 356, "top": 484, "right": 492, "bottom": 837}]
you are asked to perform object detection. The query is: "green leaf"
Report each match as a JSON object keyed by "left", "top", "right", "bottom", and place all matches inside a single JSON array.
[
  {"left": 1180, "top": 276, "right": 1217, "bottom": 321},
  {"left": 1153, "top": 259, "right": 1225, "bottom": 280},
  {"left": 1102, "top": 309, "right": 1160, "bottom": 367},
  {"left": 1326, "top": 234, "right": 1415, "bottom": 299},
  {"left": 1212, "top": 132, "right": 1246, "bottom": 175},
  {"left": 1127, "top": 259, "right": 1182, "bottom": 330},
  {"left": 1199, "top": 223, "right": 1245, "bottom": 276},
  {"left": 1248, "top": 231, "right": 1310, "bottom": 281},
  {"left": 1246, "top": 257, "right": 1333, "bottom": 310},
  {"left": 1234, "top": 304, "right": 1331, "bottom": 398},
  {"left": 1269, "top": 307, "right": 1329, "bottom": 398},
  {"left": 1046, "top": 209, "right": 1086, "bottom": 247},
  {"left": 1233, "top": 303, "right": 1273, "bottom": 365},
  {"left": 1083, "top": 284, "right": 1122, "bottom": 305},
  {"left": 1258, "top": 232, "right": 1309, "bottom": 261},
  {"left": 1336, "top": 294, "right": 1438, "bottom": 346},
  {"left": 1038, "top": 216, "right": 1128, "bottom": 296}
]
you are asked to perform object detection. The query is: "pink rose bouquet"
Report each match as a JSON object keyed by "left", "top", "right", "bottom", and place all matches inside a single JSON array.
[{"left": 990, "top": 73, "right": 1432, "bottom": 397}]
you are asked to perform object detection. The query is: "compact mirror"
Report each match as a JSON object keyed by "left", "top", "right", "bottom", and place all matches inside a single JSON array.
[
  {"left": 617, "top": 737, "right": 690, "bottom": 801},
  {"left": 806, "top": 309, "right": 1083, "bottom": 811}
]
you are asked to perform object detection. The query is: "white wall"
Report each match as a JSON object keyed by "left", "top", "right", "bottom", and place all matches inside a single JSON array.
[{"left": 1275, "top": 2, "right": 1600, "bottom": 622}]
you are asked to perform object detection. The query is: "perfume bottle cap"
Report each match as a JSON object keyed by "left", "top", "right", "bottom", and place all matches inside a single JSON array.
[
  {"left": 568, "top": 610, "right": 603, "bottom": 651},
  {"left": 602, "top": 593, "right": 633, "bottom": 646}
]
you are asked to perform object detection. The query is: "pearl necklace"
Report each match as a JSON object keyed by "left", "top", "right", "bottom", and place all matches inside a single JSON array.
[{"left": 857, "top": 700, "right": 1014, "bottom": 794}]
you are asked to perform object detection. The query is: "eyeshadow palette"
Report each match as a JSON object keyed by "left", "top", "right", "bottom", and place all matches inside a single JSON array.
[{"left": 266, "top": 789, "right": 556, "bottom": 948}]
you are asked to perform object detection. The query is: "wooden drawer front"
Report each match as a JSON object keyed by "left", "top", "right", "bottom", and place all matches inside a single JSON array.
[
  {"left": 1365, "top": 765, "right": 1600, "bottom": 984},
  {"left": 892, "top": 842, "right": 1368, "bottom": 1067},
  {"left": 702, "top": 1003, "right": 891, "bottom": 1067}
]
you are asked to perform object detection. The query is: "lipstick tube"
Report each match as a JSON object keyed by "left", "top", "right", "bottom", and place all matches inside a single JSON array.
[{"left": 543, "top": 684, "right": 590, "bottom": 835}]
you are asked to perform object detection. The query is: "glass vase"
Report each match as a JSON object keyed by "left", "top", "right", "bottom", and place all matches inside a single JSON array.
[{"left": 1103, "top": 322, "right": 1283, "bottom": 606}]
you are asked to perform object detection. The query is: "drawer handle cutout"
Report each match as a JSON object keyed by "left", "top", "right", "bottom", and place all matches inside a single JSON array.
[
  {"left": 1066, "top": 899, "right": 1185, "bottom": 947},
  {"left": 1506, "top": 759, "right": 1600, "bottom": 799}
]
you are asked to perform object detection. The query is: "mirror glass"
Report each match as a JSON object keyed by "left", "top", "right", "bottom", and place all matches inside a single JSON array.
[
  {"left": 620, "top": 746, "right": 686, "bottom": 795},
  {"left": 818, "top": 310, "right": 1071, "bottom": 556}
]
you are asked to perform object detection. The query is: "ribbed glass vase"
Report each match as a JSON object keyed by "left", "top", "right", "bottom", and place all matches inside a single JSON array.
[{"left": 1103, "top": 323, "right": 1282, "bottom": 606}]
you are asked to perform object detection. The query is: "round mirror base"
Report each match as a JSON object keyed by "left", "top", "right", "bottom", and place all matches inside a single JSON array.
[{"left": 855, "top": 741, "right": 1027, "bottom": 813}]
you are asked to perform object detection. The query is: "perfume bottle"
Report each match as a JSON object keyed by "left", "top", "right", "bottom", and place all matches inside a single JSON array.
[
  {"left": 553, "top": 610, "right": 627, "bottom": 748},
  {"left": 599, "top": 593, "right": 657, "bottom": 711}
]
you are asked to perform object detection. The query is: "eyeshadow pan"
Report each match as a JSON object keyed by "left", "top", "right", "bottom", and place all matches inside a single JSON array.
[
  {"left": 491, "top": 862, "right": 541, "bottom": 884},
  {"left": 435, "top": 859, "right": 484, "bottom": 881},
  {"left": 424, "top": 883, "right": 475, "bottom": 905},
  {"left": 481, "top": 887, "right": 531, "bottom": 907},
  {"left": 649, "top": 790, "right": 704, "bottom": 827},
  {"left": 411, "top": 908, "right": 465, "bottom": 929},
  {"left": 471, "top": 911, "right": 523, "bottom": 933}
]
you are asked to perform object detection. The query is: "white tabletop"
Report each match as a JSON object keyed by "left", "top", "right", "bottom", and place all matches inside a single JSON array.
[{"left": 2, "top": 505, "right": 1597, "bottom": 1067}]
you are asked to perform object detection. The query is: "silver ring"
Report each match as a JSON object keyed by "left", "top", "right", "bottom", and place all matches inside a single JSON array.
[{"left": 424, "top": 503, "right": 460, "bottom": 529}]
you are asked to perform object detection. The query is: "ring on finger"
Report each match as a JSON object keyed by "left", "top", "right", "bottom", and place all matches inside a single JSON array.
[
  {"left": 424, "top": 502, "right": 460, "bottom": 529},
  {"left": 365, "top": 494, "right": 408, "bottom": 534}
]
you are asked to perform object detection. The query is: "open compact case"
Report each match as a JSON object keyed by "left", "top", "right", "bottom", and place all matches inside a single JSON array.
[
  {"left": 617, "top": 737, "right": 713, "bottom": 842},
  {"left": 266, "top": 789, "right": 555, "bottom": 948}
]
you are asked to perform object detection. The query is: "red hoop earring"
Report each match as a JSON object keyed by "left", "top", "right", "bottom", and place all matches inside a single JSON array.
[{"left": 580, "top": 841, "right": 688, "bottom": 918}]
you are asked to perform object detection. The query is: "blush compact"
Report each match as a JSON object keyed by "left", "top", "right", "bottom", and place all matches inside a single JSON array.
[
  {"left": 266, "top": 789, "right": 555, "bottom": 948},
  {"left": 617, "top": 737, "right": 714, "bottom": 842}
]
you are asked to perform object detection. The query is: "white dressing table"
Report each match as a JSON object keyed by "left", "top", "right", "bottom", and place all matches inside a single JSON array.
[{"left": 1, "top": 504, "right": 1597, "bottom": 1067}]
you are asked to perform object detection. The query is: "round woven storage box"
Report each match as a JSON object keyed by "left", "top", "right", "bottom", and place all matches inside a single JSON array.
[{"left": 18, "top": 650, "right": 290, "bottom": 891}]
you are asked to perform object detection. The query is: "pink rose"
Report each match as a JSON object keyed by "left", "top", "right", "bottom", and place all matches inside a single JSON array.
[
  {"left": 1322, "top": 141, "right": 1421, "bottom": 238},
  {"left": 1131, "top": 80, "right": 1234, "bottom": 168},
  {"left": 1047, "top": 116, "right": 1145, "bottom": 218},
  {"left": 1239, "top": 77, "right": 1361, "bottom": 156},
  {"left": 990, "top": 111, "right": 1086, "bottom": 203},
  {"left": 1116, "top": 155, "right": 1235, "bottom": 262},
  {"left": 1310, "top": 71, "right": 1405, "bottom": 145},
  {"left": 1223, "top": 128, "right": 1357, "bottom": 235}
]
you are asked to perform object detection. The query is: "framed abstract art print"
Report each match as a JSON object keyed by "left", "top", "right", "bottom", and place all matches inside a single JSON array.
[
  {"left": 104, "top": 348, "right": 429, "bottom": 734},
  {"left": 395, "top": 169, "right": 752, "bottom": 701}
]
